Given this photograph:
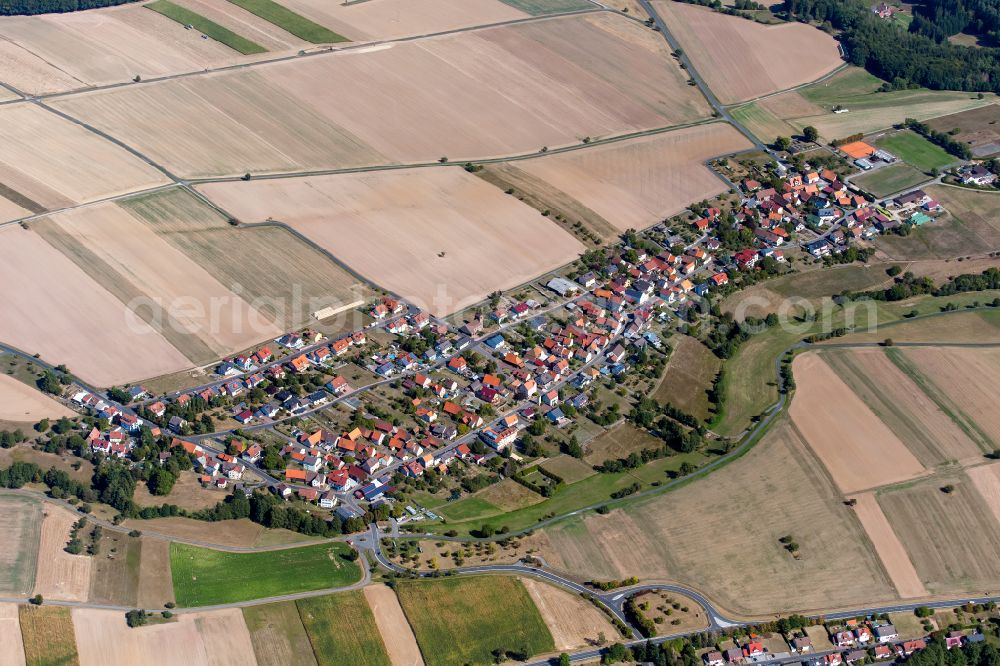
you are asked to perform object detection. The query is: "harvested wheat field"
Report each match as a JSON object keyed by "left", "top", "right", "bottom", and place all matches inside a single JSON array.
[
  {"left": 0, "top": 249, "right": 187, "bottom": 386},
  {"left": 789, "top": 353, "right": 926, "bottom": 494},
  {"left": 275, "top": 0, "right": 525, "bottom": 41},
  {"left": 506, "top": 124, "right": 751, "bottom": 231},
  {"left": 655, "top": 1, "right": 841, "bottom": 104},
  {"left": 0, "top": 605, "right": 25, "bottom": 666},
  {"left": 521, "top": 578, "right": 616, "bottom": 652},
  {"left": 200, "top": 169, "right": 585, "bottom": 315},
  {"left": 0, "top": 3, "right": 255, "bottom": 94},
  {"left": 53, "top": 12, "right": 708, "bottom": 177},
  {"left": 0, "top": 495, "right": 42, "bottom": 596},
  {"left": 34, "top": 201, "right": 282, "bottom": 367},
  {"left": 850, "top": 492, "right": 927, "bottom": 599},
  {"left": 120, "top": 188, "right": 369, "bottom": 330},
  {"left": 364, "top": 584, "right": 424, "bottom": 666},
  {"left": 878, "top": 477, "right": 1000, "bottom": 596},
  {"left": 0, "top": 374, "right": 73, "bottom": 424},
  {"left": 897, "top": 348, "right": 1000, "bottom": 449},
  {"left": 136, "top": 538, "right": 176, "bottom": 608},
  {"left": 33, "top": 504, "right": 92, "bottom": 602},
  {"left": 540, "top": 420, "right": 895, "bottom": 616},
  {"left": 73, "top": 607, "right": 257, "bottom": 666},
  {"left": 967, "top": 463, "right": 1000, "bottom": 527},
  {"left": 0, "top": 104, "right": 168, "bottom": 211},
  {"left": 820, "top": 349, "right": 983, "bottom": 466}
]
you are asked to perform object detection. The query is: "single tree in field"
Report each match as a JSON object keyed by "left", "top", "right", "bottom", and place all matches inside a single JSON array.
[{"left": 803, "top": 126, "right": 818, "bottom": 142}]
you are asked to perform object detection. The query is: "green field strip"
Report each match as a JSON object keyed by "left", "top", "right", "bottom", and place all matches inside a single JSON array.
[
  {"left": 225, "top": 0, "right": 348, "bottom": 43},
  {"left": 147, "top": 0, "right": 267, "bottom": 55}
]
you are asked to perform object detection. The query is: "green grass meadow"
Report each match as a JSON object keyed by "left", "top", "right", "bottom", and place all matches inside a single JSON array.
[
  {"left": 226, "top": 0, "right": 348, "bottom": 43},
  {"left": 297, "top": 592, "right": 391, "bottom": 666},
  {"left": 395, "top": 576, "right": 554, "bottom": 666},
  {"left": 170, "top": 541, "right": 361, "bottom": 606},
  {"left": 876, "top": 130, "right": 957, "bottom": 172},
  {"left": 147, "top": 0, "right": 267, "bottom": 54}
]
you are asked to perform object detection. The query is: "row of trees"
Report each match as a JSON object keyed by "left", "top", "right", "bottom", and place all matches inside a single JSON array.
[{"left": 0, "top": 0, "right": 138, "bottom": 16}]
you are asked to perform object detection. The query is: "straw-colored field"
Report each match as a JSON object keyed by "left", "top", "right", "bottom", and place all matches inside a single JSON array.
[
  {"left": 52, "top": 12, "right": 709, "bottom": 178},
  {"left": 88, "top": 530, "right": 141, "bottom": 607},
  {"left": 0, "top": 495, "right": 42, "bottom": 596},
  {"left": 33, "top": 201, "right": 282, "bottom": 368},
  {"left": 199, "top": 168, "right": 585, "bottom": 315},
  {"left": 120, "top": 188, "right": 368, "bottom": 329},
  {"left": 73, "top": 607, "right": 258, "bottom": 666},
  {"left": 878, "top": 477, "right": 1000, "bottom": 596},
  {"left": 500, "top": 124, "right": 751, "bottom": 232},
  {"left": 0, "top": 3, "right": 257, "bottom": 94},
  {"left": 967, "top": 463, "right": 1000, "bottom": 526},
  {"left": 850, "top": 492, "right": 927, "bottom": 599},
  {"left": 0, "top": 104, "right": 168, "bottom": 212},
  {"left": 654, "top": 1, "right": 841, "bottom": 104},
  {"left": 522, "top": 578, "right": 616, "bottom": 652},
  {"left": 788, "top": 354, "right": 926, "bottom": 494},
  {"left": 820, "top": 348, "right": 984, "bottom": 466},
  {"left": 0, "top": 605, "right": 25, "bottom": 666},
  {"left": 897, "top": 347, "right": 1000, "bottom": 449},
  {"left": 540, "top": 419, "right": 895, "bottom": 615},
  {"left": 243, "top": 601, "right": 318, "bottom": 666},
  {"left": 364, "top": 584, "right": 424, "bottom": 666},
  {"left": 273, "top": 0, "right": 527, "bottom": 41},
  {"left": 136, "top": 538, "right": 176, "bottom": 609},
  {"left": 0, "top": 374, "right": 73, "bottom": 423},
  {"left": 33, "top": 504, "right": 92, "bottom": 602},
  {"left": 123, "top": 516, "right": 267, "bottom": 547},
  {"left": 0, "top": 227, "right": 191, "bottom": 386}
]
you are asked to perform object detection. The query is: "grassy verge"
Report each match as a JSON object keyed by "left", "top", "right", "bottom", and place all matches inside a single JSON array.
[
  {"left": 297, "top": 592, "right": 391, "bottom": 666},
  {"left": 170, "top": 541, "right": 361, "bottom": 606},
  {"left": 395, "top": 576, "right": 554, "bottom": 666},
  {"left": 147, "top": 0, "right": 267, "bottom": 54},
  {"left": 19, "top": 606, "right": 78, "bottom": 666},
  {"left": 226, "top": 0, "right": 347, "bottom": 43}
]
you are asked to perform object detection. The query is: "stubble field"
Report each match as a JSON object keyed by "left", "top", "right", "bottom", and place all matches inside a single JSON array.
[
  {"left": 654, "top": 1, "right": 842, "bottom": 104},
  {"left": 72, "top": 607, "right": 257, "bottom": 666},
  {"left": 819, "top": 348, "right": 984, "bottom": 466},
  {"left": 0, "top": 374, "right": 73, "bottom": 424},
  {"left": 52, "top": 13, "right": 709, "bottom": 178},
  {"left": 849, "top": 492, "right": 927, "bottom": 599},
  {"left": 363, "top": 584, "right": 424, "bottom": 666},
  {"left": 493, "top": 124, "right": 752, "bottom": 233},
  {"left": 0, "top": 104, "right": 168, "bottom": 217},
  {"left": 0, "top": 3, "right": 252, "bottom": 94},
  {"left": 540, "top": 419, "right": 895, "bottom": 616},
  {"left": 199, "top": 168, "right": 585, "bottom": 316},
  {"left": 521, "top": 578, "right": 616, "bottom": 652},
  {"left": 32, "top": 504, "right": 92, "bottom": 602},
  {"left": 243, "top": 601, "right": 318, "bottom": 666},
  {"left": 788, "top": 353, "right": 927, "bottom": 494},
  {"left": 33, "top": 200, "right": 282, "bottom": 368},
  {"left": 0, "top": 605, "right": 24, "bottom": 666}
]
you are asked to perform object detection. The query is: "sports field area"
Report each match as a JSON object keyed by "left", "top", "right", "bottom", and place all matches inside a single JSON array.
[
  {"left": 875, "top": 130, "right": 956, "bottom": 172},
  {"left": 853, "top": 163, "right": 930, "bottom": 197},
  {"left": 395, "top": 576, "right": 554, "bottom": 666},
  {"left": 170, "top": 542, "right": 362, "bottom": 606}
]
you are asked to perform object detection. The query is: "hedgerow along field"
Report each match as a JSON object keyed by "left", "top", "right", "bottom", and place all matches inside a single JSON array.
[
  {"left": 170, "top": 541, "right": 362, "bottom": 606},
  {"left": 297, "top": 591, "right": 392, "bottom": 666},
  {"left": 395, "top": 576, "right": 554, "bottom": 666},
  {"left": 225, "top": 0, "right": 347, "bottom": 43},
  {"left": 147, "top": 0, "right": 267, "bottom": 54}
]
